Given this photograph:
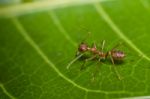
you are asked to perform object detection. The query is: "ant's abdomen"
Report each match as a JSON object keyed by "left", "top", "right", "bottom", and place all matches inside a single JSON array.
[{"left": 111, "top": 50, "right": 125, "bottom": 60}]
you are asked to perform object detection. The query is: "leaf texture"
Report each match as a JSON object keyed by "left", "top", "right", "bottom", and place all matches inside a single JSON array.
[{"left": 0, "top": 0, "right": 150, "bottom": 99}]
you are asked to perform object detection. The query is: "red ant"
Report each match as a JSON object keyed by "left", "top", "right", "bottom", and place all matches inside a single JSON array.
[{"left": 67, "top": 35, "right": 125, "bottom": 80}]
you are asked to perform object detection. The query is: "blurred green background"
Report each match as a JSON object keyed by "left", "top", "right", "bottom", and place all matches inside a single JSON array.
[{"left": 0, "top": 0, "right": 150, "bottom": 99}]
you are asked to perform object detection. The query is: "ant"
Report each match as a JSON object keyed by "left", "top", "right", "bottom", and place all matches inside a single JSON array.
[{"left": 67, "top": 34, "right": 125, "bottom": 80}]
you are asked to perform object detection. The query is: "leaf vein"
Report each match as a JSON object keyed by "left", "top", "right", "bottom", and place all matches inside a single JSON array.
[
  {"left": 94, "top": 3, "right": 150, "bottom": 61},
  {"left": 11, "top": 17, "right": 129, "bottom": 94},
  {"left": 49, "top": 11, "right": 77, "bottom": 47},
  {"left": 0, "top": 83, "right": 17, "bottom": 99}
]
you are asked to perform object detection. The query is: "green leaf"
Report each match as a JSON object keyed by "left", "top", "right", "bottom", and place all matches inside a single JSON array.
[{"left": 0, "top": 0, "right": 150, "bottom": 98}]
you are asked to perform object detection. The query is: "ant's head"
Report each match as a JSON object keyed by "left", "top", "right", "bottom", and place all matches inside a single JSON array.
[{"left": 78, "top": 42, "right": 88, "bottom": 52}]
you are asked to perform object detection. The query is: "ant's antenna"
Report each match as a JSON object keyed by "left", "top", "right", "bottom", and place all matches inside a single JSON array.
[
  {"left": 81, "top": 32, "right": 91, "bottom": 43},
  {"left": 111, "top": 42, "right": 124, "bottom": 50},
  {"left": 78, "top": 26, "right": 93, "bottom": 43},
  {"left": 66, "top": 53, "right": 84, "bottom": 69}
]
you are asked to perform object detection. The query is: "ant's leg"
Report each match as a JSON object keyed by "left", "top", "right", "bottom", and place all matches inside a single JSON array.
[
  {"left": 76, "top": 51, "right": 80, "bottom": 56},
  {"left": 81, "top": 55, "right": 97, "bottom": 70},
  {"left": 109, "top": 52, "right": 115, "bottom": 65},
  {"left": 97, "top": 40, "right": 105, "bottom": 51},
  {"left": 91, "top": 58, "right": 102, "bottom": 82},
  {"left": 91, "top": 42, "right": 97, "bottom": 49},
  {"left": 82, "top": 32, "right": 91, "bottom": 43},
  {"left": 101, "top": 40, "right": 105, "bottom": 52},
  {"left": 67, "top": 53, "right": 84, "bottom": 69},
  {"left": 91, "top": 40, "right": 105, "bottom": 82},
  {"left": 108, "top": 52, "right": 122, "bottom": 80}
]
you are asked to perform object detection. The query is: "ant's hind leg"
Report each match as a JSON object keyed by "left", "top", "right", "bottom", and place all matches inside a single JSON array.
[
  {"left": 109, "top": 52, "right": 122, "bottom": 80},
  {"left": 80, "top": 55, "right": 97, "bottom": 70},
  {"left": 109, "top": 52, "right": 115, "bottom": 65}
]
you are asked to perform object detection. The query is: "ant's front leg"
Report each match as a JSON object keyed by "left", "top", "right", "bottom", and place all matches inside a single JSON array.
[
  {"left": 108, "top": 51, "right": 122, "bottom": 80},
  {"left": 67, "top": 52, "right": 84, "bottom": 69},
  {"left": 80, "top": 55, "right": 97, "bottom": 70},
  {"left": 76, "top": 51, "right": 80, "bottom": 56}
]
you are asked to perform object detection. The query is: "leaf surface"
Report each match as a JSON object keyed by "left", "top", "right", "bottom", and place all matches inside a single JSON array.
[{"left": 0, "top": 0, "right": 150, "bottom": 99}]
